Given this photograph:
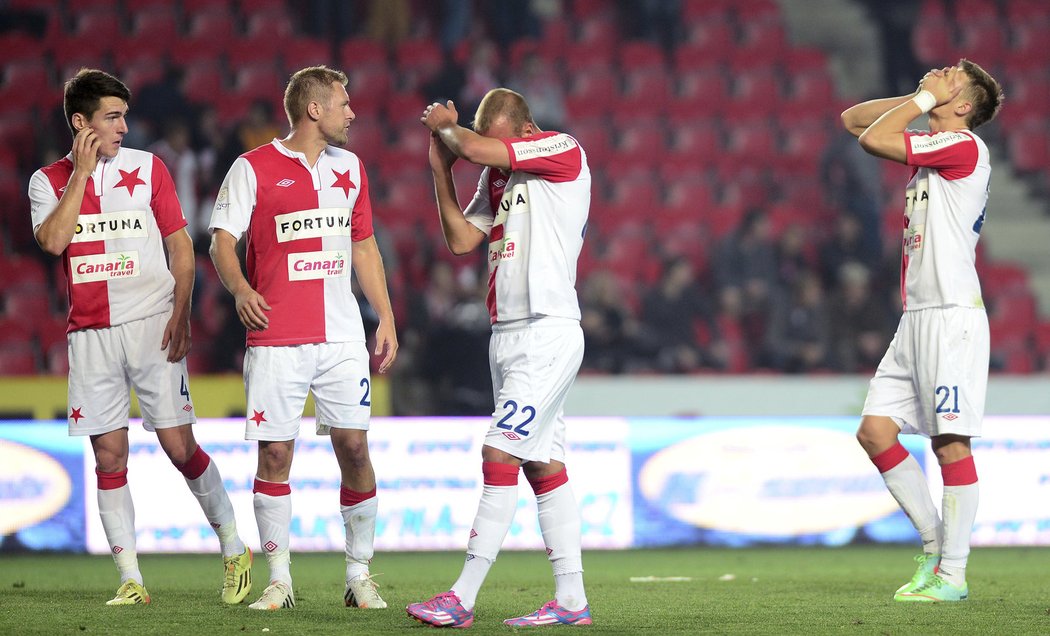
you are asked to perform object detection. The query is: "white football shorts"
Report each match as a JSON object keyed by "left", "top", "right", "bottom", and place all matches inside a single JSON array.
[
  {"left": 483, "top": 317, "right": 584, "bottom": 463},
  {"left": 243, "top": 341, "right": 372, "bottom": 441},
  {"left": 67, "top": 311, "right": 196, "bottom": 436},
  {"left": 862, "top": 306, "right": 989, "bottom": 438}
]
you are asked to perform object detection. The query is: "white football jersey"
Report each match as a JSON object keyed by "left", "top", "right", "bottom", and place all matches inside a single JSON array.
[
  {"left": 899, "top": 129, "right": 990, "bottom": 310},
  {"left": 29, "top": 148, "right": 186, "bottom": 332},
  {"left": 462, "top": 131, "right": 590, "bottom": 323},
  {"left": 209, "top": 140, "right": 373, "bottom": 347}
]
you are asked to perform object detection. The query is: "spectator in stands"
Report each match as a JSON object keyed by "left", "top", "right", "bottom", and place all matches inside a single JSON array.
[
  {"left": 775, "top": 223, "right": 814, "bottom": 288},
  {"left": 480, "top": 0, "right": 541, "bottom": 45},
  {"left": 821, "top": 129, "right": 885, "bottom": 249},
  {"left": 367, "top": 0, "right": 411, "bottom": 48},
  {"left": 843, "top": 59, "right": 1003, "bottom": 602},
  {"left": 762, "top": 270, "right": 831, "bottom": 372},
  {"left": 617, "top": 0, "right": 682, "bottom": 52},
  {"left": 827, "top": 262, "right": 893, "bottom": 372},
  {"left": 148, "top": 120, "right": 202, "bottom": 245},
  {"left": 135, "top": 67, "right": 194, "bottom": 146},
  {"left": 817, "top": 212, "right": 882, "bottom": 289},
  {"left": 580, "top": 270, "right": 646, "bottom": 373},
  {"left": 508, "top": 51, "right": 566, "bottom": 131},
  {"left": 410, "top": 262, "right": 493, "bottom": 414},
  {"left": 459, "top": 40, "right": 501, "bottom": 121},
  {"left": 714, "top": 208, "right": 777, "bottom": 352},
  {"left": 641, "top": 256, "right": 722, "bottom": 373},
  {"left": 231, "top": 99, "right": 282, "bottom": 156}
]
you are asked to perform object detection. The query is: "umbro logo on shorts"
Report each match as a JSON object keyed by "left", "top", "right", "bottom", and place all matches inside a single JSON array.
[
  {"left": 276, "top": 178, "right": 295, "bottom": 187},
  {"left": 502, "top": 431, "right": 521, "bottom": 440},
  {"left": 942, "top": 413, "right": 959, "bottom": 421},
  {"left": 264, "top": 541, "right": 279, "bottom": 552}
]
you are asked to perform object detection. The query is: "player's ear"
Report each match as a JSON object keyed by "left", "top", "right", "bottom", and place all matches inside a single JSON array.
[
  {"left": 72, "top": 113, "right": 87, "bottom": 132},
  {"left": 955, "top": 100, "right": 973, "bottom": 119},
  {"left": 307, "top": 100, "right": 323, "bottom": 122}
]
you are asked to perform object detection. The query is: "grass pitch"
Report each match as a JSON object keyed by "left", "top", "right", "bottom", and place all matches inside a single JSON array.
[{"left": 2, "top": 546, "right": 1049, "bottom": 634}]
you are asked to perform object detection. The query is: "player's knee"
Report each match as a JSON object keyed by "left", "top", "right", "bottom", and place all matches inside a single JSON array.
[
  {"left": 163, "top": 442, "right": 196, "bottom": 466},
  {"left": 94, "top": 452, "right": 127, "bottom": 474}
]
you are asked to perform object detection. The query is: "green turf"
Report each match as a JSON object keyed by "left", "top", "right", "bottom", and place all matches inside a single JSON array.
[{"left": 2, "top": 547, "right": 1050, "bottom": 634}]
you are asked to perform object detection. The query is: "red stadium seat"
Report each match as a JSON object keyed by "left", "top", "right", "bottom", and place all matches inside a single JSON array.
[
  {"left": 618, "top": 41, "right": 665, "bottom": 72},
  {"left": 46, "top": 341, "right": 69, "bottom": 375},
  {"left": 0, "top": 317, "right": 33, "bottom": 346},
  {"left": 0, "top": 347, "right": 38, "bottom": 375},
  {"left": 911, "top": 20, "right": 956, "bottom": 66},
  {"left": 71, "top": 9, "right": 122, "bottom": 43},
  {"left": 231, "top": 63, "right": 283, "bottom": 102},
  {"left": 340, "top": 37, "right": 388, "bottom": 70},
  {"left": 246, "top": 11, "right": 295, "bottom": 43},
  {"left": 181, "top": 63, "right": 225, "bottom": 106},
  {"left": 3, "top": 289, "right": 52, "bottom": 325},
  {"left": 282, "top": 37, "right": 333, "bottom": 74},
  {"left": 186, "top": 9, "right": 235, "bottom": 41}
]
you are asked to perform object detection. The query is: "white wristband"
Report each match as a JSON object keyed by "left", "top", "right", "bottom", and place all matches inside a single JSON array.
[{"left": 913, "top": 90, "right": 937, "bottom": 114}]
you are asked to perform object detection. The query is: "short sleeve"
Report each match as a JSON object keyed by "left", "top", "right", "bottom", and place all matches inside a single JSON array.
[
  {"left": 904, "top": 131, "right": 979, "bottom": 181},
  {"left": 28, "top": 169, "right": 60, "bottom": 230},
  {"left": 150, "top": 155, "right": 188, "bottom": 237},
  {"left": 351, "top": 157, "right": 375, "bottom": 241},
  {"left": 503, "top": 133, "right": 583, "bottom": 183},
  {"left": 463, "top": 166, "right": 495, "bottom": 235},
  {"left": 209, "top": 157, "right": 257, "bottom": 240}
]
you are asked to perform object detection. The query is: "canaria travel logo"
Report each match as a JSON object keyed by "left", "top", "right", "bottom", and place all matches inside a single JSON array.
[
  {"left": 288, "top": 249, "right": 348, "bottom": 281},
  {"left": 70, "top": 251, "right": 141, "bottom": 284}
]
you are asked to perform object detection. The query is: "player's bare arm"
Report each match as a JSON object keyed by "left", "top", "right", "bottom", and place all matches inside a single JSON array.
[
  {"left": 161, "top": 228, "right": 195, "bottom": 362},
  {"left": 859, "top": 69, "right": 963, "bottom": 163},
  {"left": 34, "top": 128, "right": 101, "bottom": 255},
  {"left": 840, "top": 68, "right": 951, "bottom": 138},
  {"left": 427, "top": 133, "right": 486, "bottom": 255},
  {"left": 209, "top": 229, "right": 271, "bottom": 331},
  {"left": 350, "top": 235, "right": 398, "bottom": 374},
  {"left": 422, "top": 100, "right": 512, "bottom": 170},
  {"left": 840, "top": 95, "right": 917, "bottom": 138}
]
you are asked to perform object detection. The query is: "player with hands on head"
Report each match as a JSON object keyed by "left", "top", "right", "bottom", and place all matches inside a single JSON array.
[
  {"left": 209, "top": 65, "right": 397, "bottom": 612},
  {"left": 841, "top": 59, "right": 1003, "bottom": 602},
  {"left": 28, "top": 68, "right": 252, "bottom": 607},
  {"left": 406, "top": 89, "right": 593, "bottom": 628}
]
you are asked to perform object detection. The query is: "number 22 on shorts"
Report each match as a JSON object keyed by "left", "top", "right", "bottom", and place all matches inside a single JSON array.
[{"left": 496, "top": 399, "right": 535, "bottom": 436}]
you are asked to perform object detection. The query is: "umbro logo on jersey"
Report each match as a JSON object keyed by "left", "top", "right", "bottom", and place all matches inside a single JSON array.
[
  {"left": 276, "top": 178, "right": 295, "bottom": 187},
  {"left": 493, "top": 178, "right": 506, "bottom": 188}
]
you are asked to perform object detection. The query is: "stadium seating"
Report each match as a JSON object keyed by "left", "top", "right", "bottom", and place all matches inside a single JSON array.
[{"left": 1, "top": 0, "right": 1046, "bottom": 376}]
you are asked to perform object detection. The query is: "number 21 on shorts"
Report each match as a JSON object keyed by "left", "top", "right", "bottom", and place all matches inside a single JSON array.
[{"left": 935, "top": 385, "right": 960, "bottom": 414}]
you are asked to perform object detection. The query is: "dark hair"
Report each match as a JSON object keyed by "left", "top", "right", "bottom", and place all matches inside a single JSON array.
[
  {"left": 284, "top": 65, "right": 348, "bottom": 126},
  {"left": 63, "top": 68, "right": 130, "bottom": 135},
  {"left": 959, "top": 58, "right": 1003, "bottom": 130}
]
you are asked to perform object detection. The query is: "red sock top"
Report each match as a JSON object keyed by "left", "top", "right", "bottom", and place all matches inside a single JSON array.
[
  {"left": 176, "top": 445, "right": 211, "bottom": 480},
  {"left": 96, "top": 468, "right": 128, "bottom": 490},
  {"left": 941, "top": 455, "right": 978, "bottom": 486},
  {"left": 871, "top": 442, "right": 909, "bottom": 473},
  {"left": 527, "top": 467, "right": 569, "bottom": 495},
  {"left": 482, "top": 461, "right": 519, "bottom": 486},
  {"left": 340, "top": 485, "right": 377, "bottom": 506},
  {"left": 253, "top": 478, "right": 291, "bottom": 496}
]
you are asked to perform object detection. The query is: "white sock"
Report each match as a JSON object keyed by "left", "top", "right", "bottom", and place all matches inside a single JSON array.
[
  {"left": 97, "top": 469, "right": 142, "bottom": 586},
  {"left": 939, "top": 457, "right": 979, "bottom": 587},
  {"left": 451, "top": 461, "right": 519, "bottom": 611},
  {"left": 533, "top": 472, "right": 587, "bottom": 610},
  {"left": 872, "top": 444, "right": 941, "bottom": 555},
  {"left": 254, "top": 479, "right": 292, "bottom": 587},
  {"left": 183, "top": 456, "right": 244, "bottom": 558},
  {"left": 340, "top": 487, "right": 378, "bottom": 581}
]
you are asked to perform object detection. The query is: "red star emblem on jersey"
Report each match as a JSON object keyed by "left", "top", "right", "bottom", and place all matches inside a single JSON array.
[
  {"left": 69, "top": 407, "right": 84, "bottom": 424},
  {"left": 115, "top": 167, "right": 146, "bottom": 197},
  {"left": 250, "top": 410, "right": 267, "bottom": 426},
  {"left": 331, "top": 169, "right": 356, "bottom": 197}
]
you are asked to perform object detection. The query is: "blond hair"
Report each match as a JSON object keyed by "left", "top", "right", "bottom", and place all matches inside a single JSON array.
[
  {"left": 284, "top": 65, "right": 348, "bottom": 126},
  {"left": 473, "top": 88, "right": 533, "bottom": 135}
]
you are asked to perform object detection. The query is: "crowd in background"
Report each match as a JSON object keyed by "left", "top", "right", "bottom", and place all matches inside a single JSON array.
[{"left": 0, "top": 0, "right": 1034, "bottom": 416}]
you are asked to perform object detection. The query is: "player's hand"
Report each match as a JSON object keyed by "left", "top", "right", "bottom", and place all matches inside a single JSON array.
[
  {"left": 922, "top": 67, "right": 964, "bottom": 107},
  {"left": 235, "top": 286, "right": 271, "bottom": 331},
  {"left": 429, "top": 131, "right": 458, "bottom": 169},
  {"left": 421, "top": 100, "right": 458, "bottom": 132},
  {"left": 373, "top": 320, "right": 398, "bottom": 374},
  {"left": 161, "top": 314, "right": 192, "bottom": 362},
  {"left": 71, "top": 127, "right": 101, "bottom": 176}
]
